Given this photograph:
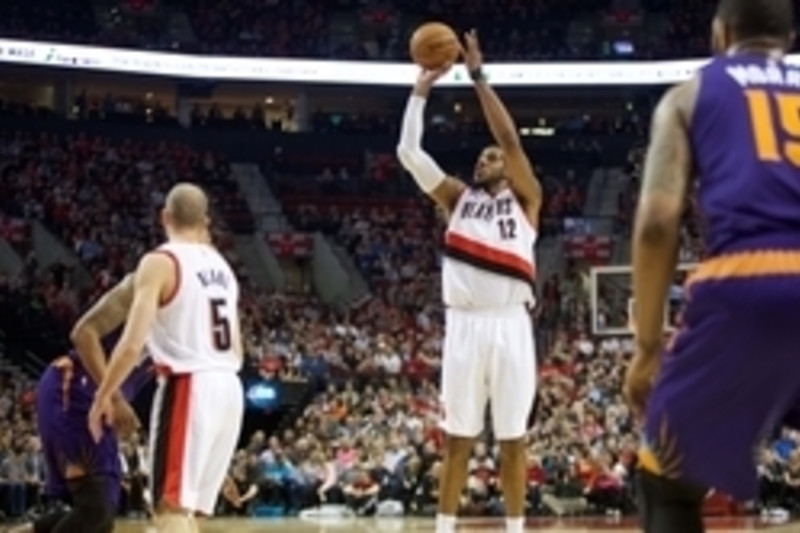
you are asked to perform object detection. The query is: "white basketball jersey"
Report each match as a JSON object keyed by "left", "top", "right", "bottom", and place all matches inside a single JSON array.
[
  {"left": 443, "top": 187, "right": 537, "bottom": 309},
  {"left": 146, "top": 242, "right": 241, "bottom": 374}
]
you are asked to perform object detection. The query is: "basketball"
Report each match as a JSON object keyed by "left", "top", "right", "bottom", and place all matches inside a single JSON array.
[{"left": 409, "top": 22, "right": 460, "bottom": 70}]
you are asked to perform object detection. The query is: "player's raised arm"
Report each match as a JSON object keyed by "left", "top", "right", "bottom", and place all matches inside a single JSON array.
[
  {"left": 89, "top": 252, "right": 174, "bottom": 440},
  {"left": 70, "top": 274, "right": 134, "bottom": 388},
  {"left": 463, "top": 30, "right": 542, "bottom": 222},
  {"left": 396, "top": 68, "right": 466, "bottom": 214}
]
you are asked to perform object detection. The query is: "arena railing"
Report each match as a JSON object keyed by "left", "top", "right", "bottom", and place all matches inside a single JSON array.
[{"left": 4, "top": 37, "right": 795, "bottom": 86}]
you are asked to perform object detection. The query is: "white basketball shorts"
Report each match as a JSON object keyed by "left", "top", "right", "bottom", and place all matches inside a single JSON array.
[
  {"left": 440, "top": 305, "right": 537, "bottom": 440},
  {"left": 148, "top": 369, "right": 243, "bottom": 515}
]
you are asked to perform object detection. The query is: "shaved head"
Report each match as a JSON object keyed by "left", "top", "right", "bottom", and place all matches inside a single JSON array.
[{"left": 164, "top": 183, "right": 209, "bottom": 230}]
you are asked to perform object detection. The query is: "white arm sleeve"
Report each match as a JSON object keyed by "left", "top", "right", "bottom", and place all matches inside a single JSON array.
[{"left": 396, "top": 95, "right": 447, "bottom": 193}]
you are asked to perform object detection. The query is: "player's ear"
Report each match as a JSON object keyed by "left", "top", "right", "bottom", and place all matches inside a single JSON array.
[
  {"left": 721, "top": 22, "right": 736, "bottom": 53},
  {"left": 711, "top": 19, "right": 722, "bottom": 54}
]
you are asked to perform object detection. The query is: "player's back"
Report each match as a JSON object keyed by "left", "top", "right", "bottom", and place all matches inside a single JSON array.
[
  {"left": 147, "top": 242, "right": 240, "bottom": 374},
  {"left": 692, "top": 53, "right": 800, "bottom": 255}
]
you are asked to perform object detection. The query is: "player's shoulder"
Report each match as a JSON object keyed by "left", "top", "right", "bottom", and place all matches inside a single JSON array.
[
  {"left": 140, "top": 249, "right": 177, "bottom": 267},
  {"left": 135, "top": 250, "right": 179, "bottom": 284},
  {"left": 655, "top": 75, "right": 702, "bottom": 128}
]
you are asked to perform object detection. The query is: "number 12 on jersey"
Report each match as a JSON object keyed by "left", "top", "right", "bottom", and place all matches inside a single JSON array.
[
  {"left": 745, "top": 89, "right": 800, "bottom": 166},
  {"left": 498, "top": 218, "right": 517, "bottom": 240},
  {"left": 209, "top": 298, "right": 232, "bottom": 351}
]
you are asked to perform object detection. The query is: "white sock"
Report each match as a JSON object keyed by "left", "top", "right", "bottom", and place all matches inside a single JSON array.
[
  {"left": 506, "top": 516, "right": 525, "bottom": 533},
  {"left": 435, "top": 513, "right": 457, "bottom": 533}
]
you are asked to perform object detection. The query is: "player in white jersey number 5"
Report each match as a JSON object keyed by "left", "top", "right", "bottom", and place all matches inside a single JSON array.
[
  {"left": 396, "top": 31, "right": 542, "bottom": 533},
  {"left": 89, "top": 183, "right": 244, "bottom": 533}
]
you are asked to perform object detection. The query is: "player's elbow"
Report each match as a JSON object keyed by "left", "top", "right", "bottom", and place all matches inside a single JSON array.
[
  {"left": 634, "top": 197, "right": 681, "bottom": 246},
  {"left": 115, "top": 341, "right": 144, "bottom": 363},
  {"left": 69, "top": 322, "right": 95, "bottom": 346},
  {"left": 396, "top": 143, "right": 430, "bottom": 171},
  {"left": 498, "top": 132, "right": 522, "bottom": 151},
  {"left": 634, "top": 213, "right": 678, "bottom": 247},
  {"left": 395, "top": 146, "right": 447, "bottom": 195},
  {"left": 396, "top": 144, "right": 415, "bottom": 171}
]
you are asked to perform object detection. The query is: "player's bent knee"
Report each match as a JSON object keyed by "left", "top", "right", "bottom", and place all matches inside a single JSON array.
[
  {"left": 495, "top": 427, "right": 527, "bottom": 442},
  {"left": 498, "top": 438, "right": 526, "bottom": 452},
  {"left": 31, "top": 509, "right": 69, "bottom": 533},
  {"left": 444, "top": 434, "right": 475, "bottom": 453},
  {"left": 69, "top": 476, "right": 116, "bottom": 533}
]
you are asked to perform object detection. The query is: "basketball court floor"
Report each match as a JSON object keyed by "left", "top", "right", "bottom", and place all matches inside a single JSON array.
[{"left": 106, "top": 516, "right": 797, "bottom": 532}]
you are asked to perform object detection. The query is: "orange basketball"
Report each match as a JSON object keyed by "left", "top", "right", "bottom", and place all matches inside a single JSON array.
[{"left": 409, "top": 22, "right": 460, "bottom": 70}]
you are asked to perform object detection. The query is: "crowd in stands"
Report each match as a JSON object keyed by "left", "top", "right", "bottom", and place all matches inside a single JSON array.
[
  {"left": 1, "top": 0, "right": 794, "bottom": 61},
  {"left": 615, "top": 142, "right": 701, "bottom": 263},
  {"left": 0, "top": 128, "right": 254, "bottom": 318},
  {"left": 221, "top": 336, "right": 646, "bottom": 519},
  {"left": 0, "top": 128, "right": 798, "bottom": 525},
  {"left": 0, "top": 368, "right": 42, "bottom": 521},
  {"left": 0, "top": 18, "right": 800, "bottom": 517}
]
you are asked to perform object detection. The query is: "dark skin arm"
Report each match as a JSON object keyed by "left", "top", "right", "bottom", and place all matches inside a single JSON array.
[
  {"left": 89, "top": 252, "right": 175, "bottom": 441},
  {"left": 70, "top": 274, "right": 141, "bottom": 436},
  {"left": 463, "top": 30, "right": 542, "bottom": 227},
  {"left": 70, "top": 274, "right": 135, "bottom": 390},
  {"left": 625, "top": 77, "right": 698, "bottom": 414}
]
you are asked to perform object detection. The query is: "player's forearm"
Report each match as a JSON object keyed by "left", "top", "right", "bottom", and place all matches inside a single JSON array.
[
  {"left": 72, "top": 329, "right": 108, "bottom": 386},
  {"left": 473, "top": 79, "right": 520, "bottom": 148},
  {"left": 632, "top": 215, "right": 680, "bottom": 353},
  {"left": 95, "top": 283, "right": 158, "bottom": 401},
  {"left": 95, "top": 344, "right": 141, "bottom": 401},
  {"left": 74, "top": 333, "right": 126, "bottom": 403},
  {"left": 398, "top": 94, "right": 427, "bottom": 153},
  {"left": 396, "top": 95, "right": 446, "bottom": 193}
]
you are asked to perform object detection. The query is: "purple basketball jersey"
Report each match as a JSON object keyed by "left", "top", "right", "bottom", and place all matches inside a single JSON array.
[
  {"left": 641, "top": 53, "right": 800, "bottom": 501},
  {"left": 690, "top": 54, "right": 800, "bottom": 255},
  {"left": 37, "top": 347, "right": 153, "bottom": 505}
]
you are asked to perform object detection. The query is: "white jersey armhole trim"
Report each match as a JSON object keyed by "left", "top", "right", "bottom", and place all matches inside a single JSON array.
[{"left": 151, "top": 249, "right": 181, "bottom": 308}]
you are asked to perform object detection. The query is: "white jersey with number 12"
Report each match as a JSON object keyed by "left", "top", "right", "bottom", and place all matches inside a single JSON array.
[{"left": 442, "top": 187, "right": 537, "bottom": 309}]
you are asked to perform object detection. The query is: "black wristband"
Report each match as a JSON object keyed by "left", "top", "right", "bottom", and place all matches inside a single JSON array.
[{"left": 469, "top": 67, "right": 485, "bottom": 82}]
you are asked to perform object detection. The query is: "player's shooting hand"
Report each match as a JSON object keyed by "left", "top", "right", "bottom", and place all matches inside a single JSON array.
[
  {"left": 413, "top": 66, "right": 453, "bottom": 96},
  {"left": 111, "top": 396, "right": 141, "bottom": 438},
  {"left": 623, "top": 350, "right": 660, "bottom": 420},
  {"left": 462, "top": 29, "right": 483, "bottom": 73},
  {"left": 88, "top": 394, "right": 114, "bottom": 443}
]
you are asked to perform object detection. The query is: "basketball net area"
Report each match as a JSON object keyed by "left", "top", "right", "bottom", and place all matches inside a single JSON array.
[{"left": 589, "top": 263, "right": 697, "bottom": 336}]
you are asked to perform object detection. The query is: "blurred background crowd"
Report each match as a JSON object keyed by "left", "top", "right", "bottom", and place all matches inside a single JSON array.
[
  {"left": 0, "top": 0, "right": 784, "bottom": 60},
  {"left": 1, "top": 0, "right": 800, "bottom": 526}
]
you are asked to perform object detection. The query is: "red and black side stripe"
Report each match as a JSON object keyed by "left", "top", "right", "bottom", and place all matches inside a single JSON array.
[
  {"left": 527, "top": 392, "right": 541, "bottom": 430},
  {"left": 151, "top": 374, "right": 191, "bottom": 508},
  {"left": 444, "top": 232, "right": 535, "bottom": 288}
]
